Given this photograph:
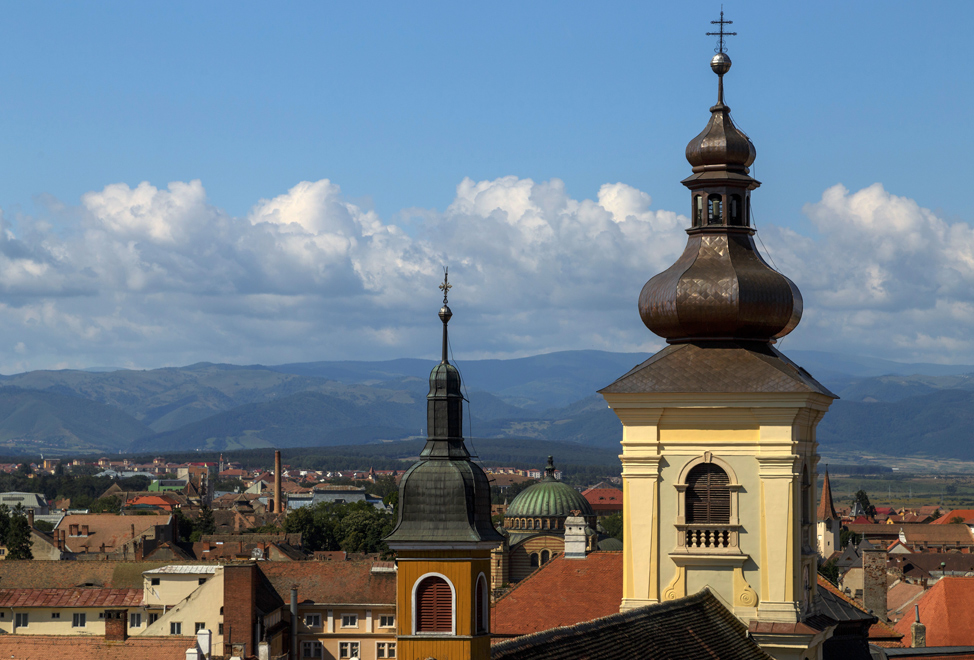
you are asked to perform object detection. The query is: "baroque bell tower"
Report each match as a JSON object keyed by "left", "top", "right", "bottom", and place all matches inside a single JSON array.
[
  {"left": 599, "top": 13, "right": 837, "bottom": 660},
  {"left": 385, "top": 272, "right": 502, "bottom": 660}
]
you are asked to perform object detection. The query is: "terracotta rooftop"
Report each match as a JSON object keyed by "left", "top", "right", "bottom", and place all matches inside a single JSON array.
[
  {"left": 846, "top": 524, "right": 974, "bottom": 545},
  {"left": 0, "top": 635, "right": 192, "bottom": 659},
  {"left": 0, "top": 560, "right": 205, "bottom": 589},
  {"left": 493, "top": 552, "right": 623, "bottom": 638},
  {"left": 895, "top": 577, "right": 974, "bottom": 647},
  {"left": 0, "top": 587, "right": 142, "bottom": 608},
  {"left": 260, "top": 560, "right": 395, "bottom": 605},
  {"left": 580, "top": 488, "right": 622, "bottom": 512},
  {"left": 54, "top": 513, "right": 172, "bottom": 553},
  {"left": 932, "top": 510, "right": 974, "bottom": 525}
]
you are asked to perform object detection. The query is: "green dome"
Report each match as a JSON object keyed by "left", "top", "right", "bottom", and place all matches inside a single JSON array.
[{"left": 506, "top": 457, "right": 594, "bottom": 519}]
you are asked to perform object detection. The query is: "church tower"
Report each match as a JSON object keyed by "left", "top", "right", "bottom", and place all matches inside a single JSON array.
[
  {"left": 599, "top": 15, "right": 837, "bottom": 660},
  {"left": 385, "top": 273, "right": 503, "bottom": 660},
  {"left": 817, "top": 469, "right": 840, "bottom": 559}
]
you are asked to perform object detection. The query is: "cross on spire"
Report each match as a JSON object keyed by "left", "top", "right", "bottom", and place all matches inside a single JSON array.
[
  {"left": 707, "top": 7, "right": 736, "bottom": 54},
  {"left": 439, "top": 268, "right": 452, "bottom": 304}
]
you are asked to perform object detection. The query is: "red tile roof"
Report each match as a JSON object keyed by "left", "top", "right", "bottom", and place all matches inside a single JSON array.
[
  {"left": 932, "top": 509, "right": 974, "bottom": 524},
  {"left": 260, "top": 560, "right": 395, "bottom": 605},
  {"left": 894, "top": 577, "right": 974, "bottom": 647},
  {"left": 581, "top": 488, "right": 623, "bottom": 512},
  {"left": 815, "top": 576, "right": 904, "bottom": 647},
  {"left": 54, "top": 514, "right": 172, "bottom": 553},
  {"left": 0, "top": 588, "right": 142, "bottom": 608},
  {"left": 492, "top": 552, "right": 623, "bottom": 638},
  {"left": 0, "top": 635, "right": 191, "bottom": 659}
]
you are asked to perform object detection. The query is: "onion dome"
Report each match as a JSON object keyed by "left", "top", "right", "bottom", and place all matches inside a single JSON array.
[
  {"left": 506, "top": 457, "right": 594, "bottom": 519},
  {"left": 638, "top": 49, "right": 802, "bottom": 343},
  {"left": 385, "top": 273, "right": 503, "bottom": 547}
]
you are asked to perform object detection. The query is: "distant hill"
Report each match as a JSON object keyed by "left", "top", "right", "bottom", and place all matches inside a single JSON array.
[
  {"left": 0, "top": 387, "right": 152, "bottom": 452},
  {"left": 817, "top": 390, "right": 974, "bottom": 459},
  {"left": 0, "top": 349, "right": 973, "bottom": 459}
]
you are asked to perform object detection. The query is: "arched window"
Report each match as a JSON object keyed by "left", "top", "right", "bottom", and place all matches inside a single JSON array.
[
  {"left": 707, "top": 194, "right": 723, "bottom": 224},
  {"left": 540, "top": 550, "right": 550, "bottom": 564},
  {"left": 527, "top": 519, "right": 534, "bottom": 530},
  {"left": 686, "top": 463, "right": 730, "bottom": 524},
  {"left": 729, "top": 194, "right": 742, "bottom": 225},
  {"left": 694, "top": 195, "right": 704, "bottom": 226},
  {"left": 415, "top": 575, "right": 453, "bottom": 634},
  {"left": 475, "top": 574, "right": 488, "bottom": 634},
  {"left": 530, "top": 553, "right": 540, "bottom": 568}
]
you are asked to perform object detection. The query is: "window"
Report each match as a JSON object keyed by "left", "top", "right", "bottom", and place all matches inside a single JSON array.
[
  {"left": 530, "top": 553, "right": 539, "bottom": 568},
  {"left": 305, "top": 613, "right": 322, "bottom": 628},
  {"left": 341, "top": 613, "right": 358, "bottom": 628},
  {"left": 72, "top": 613, "right": 86, "bottom": 628},
  {"left": 15, "top": 612, "right": 27, "bottom": 628},
  {"left": 170, "top": 621, "right": 182, "bottom": 635},
  {"left": 98, "top": 612, "right": 106, "bottom": 619},
  {"left": 148, "top": 613, "right": 159, "bottom": 625},
  {"left": 379, "top": 615, "right": 395, "bottom": 628},
  {"left": 415, "top": 575, "right": 452, "bottom": 633},
  {"left": 218, "top": 623, "right": 224, "bottom": 635},
  {"left": 694, "top": 195, "right": 704, "bottom": 226},
  {"left": 195, "top": 622, "right": 205, "bottom": 633},
  {"left": 130, "top": 613, "right": 142, "bottom": 627},
  {"left": 686, "top": 463, "right": 730, "bottom": 524},
  {"left": 377, "top": 642, "right": 397, "bottom": 658},
  {"left": 476, "top": 574, "right": 488, "bottom": 634},
  {"left": 339, "top": 641, "right": 360, "bottom": 659},
  {"left": 801, "top": 466, "right": 811, "bottom": 526},
  {"left": 729, "top": 194, "right": 742, "bottom": 225},
  {"left": 151, "top": 577, "right": 161, "bottom": 586},
  {"left": 541, "top": 550, "right": 550, "bottom": 564},
  {"left": 302, "top": 641, "right": 324, "bottom": 659},
  {"left": 51, "top": 612, "right": 61, "bottom": 619},
  {"left": 708, "top": 194, "right": 723, "bottom": 224}
]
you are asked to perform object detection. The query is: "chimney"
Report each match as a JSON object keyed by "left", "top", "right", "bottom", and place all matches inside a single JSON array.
[
  {"left": 911, "top": 605, "right": 927, "bottom": 648},
  {"left": 290, "top": 586, "right": 299, "bottom": 660},
  {"left": 563, "top": 513, "right": 588, "bottom": 559},
  {"left": 274, "top": 451, "right": 283, "bottom": 515},
  {"left": 862, "top": 548, "right": 889, "bottom": 622},
  {"left": 26, "top": 509, "right": 34, "bottom": 528},
  {"left": 223, "top": 563, "right": 258, "bottom": 657},
  {"left": 104, "top": 609, "right": 128, "bottom": 642}
]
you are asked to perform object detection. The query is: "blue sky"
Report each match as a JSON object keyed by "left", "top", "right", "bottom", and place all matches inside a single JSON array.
[{"left": 0, "top": 2, "right": 970, "bottom": 371}]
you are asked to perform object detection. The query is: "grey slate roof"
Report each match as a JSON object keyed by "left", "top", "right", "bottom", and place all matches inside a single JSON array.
[
  {"left": 490, "top": 589, "right": 773, "bottom": 660},
  {"left": 599, "top": 341, "right": 836, "bottom": 396}
]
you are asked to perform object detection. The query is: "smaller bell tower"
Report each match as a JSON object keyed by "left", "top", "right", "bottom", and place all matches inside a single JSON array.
[{"left": 385, "top": 271, "right": 502, "bottom": 660}]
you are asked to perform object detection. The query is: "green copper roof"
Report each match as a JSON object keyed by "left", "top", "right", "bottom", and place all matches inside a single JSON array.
[{"left": 506, "top": 457, "right": 594, "bottom": 519}]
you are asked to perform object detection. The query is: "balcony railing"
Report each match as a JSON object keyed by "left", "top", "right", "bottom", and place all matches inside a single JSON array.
[{"left": 675, "top": 524, "right": 739, "bottom": 552}]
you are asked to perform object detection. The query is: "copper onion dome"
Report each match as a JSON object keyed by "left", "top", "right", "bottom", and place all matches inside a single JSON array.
[{"left": 639, "top": 49, "right": 802, "bottom": 343}]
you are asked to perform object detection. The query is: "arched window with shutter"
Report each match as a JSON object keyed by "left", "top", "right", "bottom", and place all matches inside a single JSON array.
[
  {"left": 686, "top": 463, "right": 730, "bottom": 524},
  {"left": 412, "top": 574, "right": 455, "bottom": 634},
  {"left": 676, "top": 455, "right": 741, "bottom": 551},
  {"left": 475, "top": 573, "right": 488, "bottom": 634},
  {"left": 540, "top": 549, "right": 550, "bottom": 564}
]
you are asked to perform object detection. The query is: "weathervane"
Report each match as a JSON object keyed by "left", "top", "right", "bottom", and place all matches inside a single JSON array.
[
  {"left": 707, "top": 6, "right": 736, "bottom": 54},
  {"left": 439, "top": 268, "right": 452, "bottom": 304}
]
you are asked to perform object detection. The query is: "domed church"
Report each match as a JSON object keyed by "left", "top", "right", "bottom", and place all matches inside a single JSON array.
[{"left": 491, "top": 457, "right": 599, "bottom": 587}]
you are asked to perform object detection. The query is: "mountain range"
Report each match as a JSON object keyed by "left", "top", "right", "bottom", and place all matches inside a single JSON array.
[{"left": 0, "top": 349, "right": 972, "bottom": 462}]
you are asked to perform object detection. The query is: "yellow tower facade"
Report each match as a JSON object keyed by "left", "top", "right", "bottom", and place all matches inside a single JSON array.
[{"left": 601, "top": 33, "right": 837, "bottom": 660}]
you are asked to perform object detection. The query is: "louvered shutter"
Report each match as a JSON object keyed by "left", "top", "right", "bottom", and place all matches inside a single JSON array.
[
  {"left": 416, "top": 577, "right": 452, "bottom": 633},
  {"left": 686, "top": 464, "right": 730, "bottom": 524}
]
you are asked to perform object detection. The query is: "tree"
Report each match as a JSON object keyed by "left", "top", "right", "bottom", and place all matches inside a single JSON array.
[
  {"left": 601, "top": 512, "right": 623, "bottom": 541},
  {"left": 6, "top": 505, "right": 33, "bottom": 560},
  {"left": 34, "top": 520, "right": 55, "bottom": 533},
  {"left": 852, "top": 490, "right": 876, "bottom": 517},
  {"left": 284, "top": 501, "right": 394, "bottom": 555},
  {"left": 190, "top": 506, "right": 216, "bottom": 542},
  {"left": 491, "top": 479, "right": 538, "bottom": 505},
  {"left": 89, "top": 496, "right": 122, "bottom": 514},
  {"left": 949, "top": 516, "right": 966, "bottom": 524},
  {"left": 840, "top": 527, "right": 862, "bottom": 548},
  {"left": 818, "top": 558, "right": 839, "bottom": 585}
]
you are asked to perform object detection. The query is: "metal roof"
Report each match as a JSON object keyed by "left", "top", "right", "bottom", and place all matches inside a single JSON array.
[{"left": 143, "top": 565, "right": 218, "bottom": 575}]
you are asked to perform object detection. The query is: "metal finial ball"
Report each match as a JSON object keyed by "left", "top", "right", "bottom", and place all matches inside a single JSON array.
[
  {"left": 711, "top": 52, "right": 732, "bottom": 75},
  {"left": 439, "top": 304, "right": 452, "bottom": 323}
]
